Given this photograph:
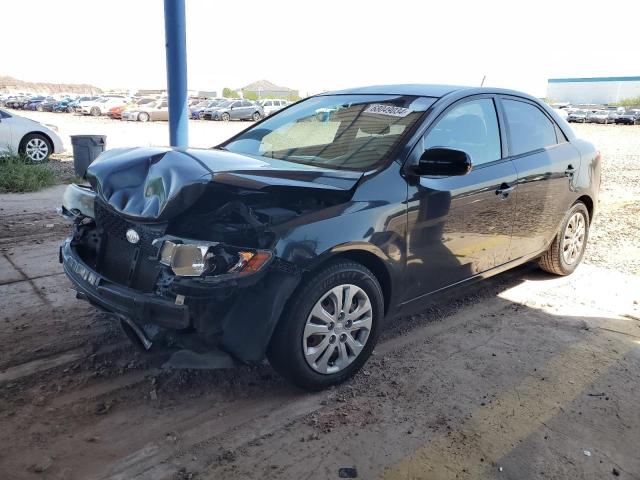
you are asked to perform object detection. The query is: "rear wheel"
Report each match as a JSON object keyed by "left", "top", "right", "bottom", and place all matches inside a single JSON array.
[
  {"left": 267, "top": 260, "right": 383, "bottom": 391},
  {"left": 539, "top": 202, "right": 589, "bottom": 276},
  {"left": 19, "top": 133, "right": 51, "bottom": 163}
]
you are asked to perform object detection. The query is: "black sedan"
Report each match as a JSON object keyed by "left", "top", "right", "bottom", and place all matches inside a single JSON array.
[
  {"left": 615, "top": 110, "right": 640, "bottom": 125},
  {"left": 59, "top": 84, "right": 601, "bottom": 390}
]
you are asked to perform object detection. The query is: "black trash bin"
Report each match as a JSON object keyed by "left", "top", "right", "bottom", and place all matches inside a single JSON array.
[{"left": 70, "top": 135, "right": 106, "bottom": 178}]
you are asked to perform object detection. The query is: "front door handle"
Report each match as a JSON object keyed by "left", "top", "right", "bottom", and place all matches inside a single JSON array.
[
  {"left": 565, "top": 165, "right": 576, "bottom": 177},
  {"left": 495, "top": 183, "right": 514, "bottom": 198}
]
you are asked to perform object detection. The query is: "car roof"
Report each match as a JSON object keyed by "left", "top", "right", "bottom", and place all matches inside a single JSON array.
[{"left": 320, "top": 84, "right": 542, "bottom": 101}]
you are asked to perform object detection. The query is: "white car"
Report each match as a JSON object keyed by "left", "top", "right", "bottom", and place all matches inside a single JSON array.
[
  {"left": 79, "top": 96, "right": 129, "bottom": 116},
  {"left": 258, "top": 99, "right": 291, "bottom": 116},
  {"left": 0, "top": 108, "right": 64, "bottom": 162}
]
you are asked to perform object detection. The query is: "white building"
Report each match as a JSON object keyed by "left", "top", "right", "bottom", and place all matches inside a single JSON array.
[{"left": 547, "top": 76, "right": 640, "bottom": 104}]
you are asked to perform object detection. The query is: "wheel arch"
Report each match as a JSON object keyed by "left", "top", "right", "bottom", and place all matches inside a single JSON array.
[
  {"left": 302, "top": 247, "right": 393, "bottom": 316},
  {"left": 575, "top": 194, "right": 594, "bottom": 221},
  {"left": 19, "top": 131, "right": 54, "bottom": 152}
]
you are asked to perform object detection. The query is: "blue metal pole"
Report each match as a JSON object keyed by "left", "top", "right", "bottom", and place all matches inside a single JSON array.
[{"left": 163, "top": 0, "right": 188, "bottom": 148}]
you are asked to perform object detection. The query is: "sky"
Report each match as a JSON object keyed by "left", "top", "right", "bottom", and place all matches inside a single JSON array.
[{"left": 2, "top": 0, "right": 635, "bottom": 97}]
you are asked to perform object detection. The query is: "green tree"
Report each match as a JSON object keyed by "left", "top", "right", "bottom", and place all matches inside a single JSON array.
[
  {"left": 614, "top": 96, "right": 640, "bottom": 107},
  {"left": 222, "top": 87, "right": 239, "bottom": 99}
]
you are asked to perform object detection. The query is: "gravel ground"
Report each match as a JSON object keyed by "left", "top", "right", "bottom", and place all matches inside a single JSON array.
[
  {"left": 0, "top": 120, "right": 638, "bottom": 480},
  {"left": 573, "top": 123, "right": 640, "bottom": 274}
]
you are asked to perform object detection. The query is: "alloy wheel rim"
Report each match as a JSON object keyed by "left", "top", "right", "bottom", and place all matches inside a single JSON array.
[
  {"left": 302, "top": 284, "right": 372, "bottom": 375},
  {"left": 562, "top": 212, "right": 586, "bottom": 265},
  {"left": 25, "top": 138, "right": 48, "bottom": 162}
]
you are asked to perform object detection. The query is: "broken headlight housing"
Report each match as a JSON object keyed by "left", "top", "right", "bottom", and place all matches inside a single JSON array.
[
  {"left": 156, "top": 239, "right": 273, "bottom": 278},
  {"left": 60, "top": 184, "right": 96, "bottom": 219}
]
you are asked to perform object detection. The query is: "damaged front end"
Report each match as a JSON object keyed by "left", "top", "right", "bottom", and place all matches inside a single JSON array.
[{"left": 59, "top": 147, "right": 360, "bottom": 367}]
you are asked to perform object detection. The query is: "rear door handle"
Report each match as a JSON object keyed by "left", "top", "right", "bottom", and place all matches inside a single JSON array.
[
  {"left": 565, "top": 165, "right": 576, "bottom": 177},
  {"left": 495, "top": 183, "right": 514, "bottom": 198}
]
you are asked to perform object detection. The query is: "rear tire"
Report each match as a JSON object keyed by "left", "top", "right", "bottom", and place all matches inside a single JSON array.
[
  {"left": 267, "top": 260, "right": 383, "bottom": 391},
  {"left": 539, "top": 202, "right": 589, "bottom": 276}
]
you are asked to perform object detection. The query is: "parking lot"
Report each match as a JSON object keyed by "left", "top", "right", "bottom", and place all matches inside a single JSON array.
[
  {"left": 0, "top": 121, "right": 639, "bottom": 479},
  {"left": 15, "top": 110, "right": 249, "bottom": 152}
]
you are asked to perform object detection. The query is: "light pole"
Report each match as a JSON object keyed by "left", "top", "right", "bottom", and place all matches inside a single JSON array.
[{"left": 163, "top": 0, "right": 189, "bottom": 148}]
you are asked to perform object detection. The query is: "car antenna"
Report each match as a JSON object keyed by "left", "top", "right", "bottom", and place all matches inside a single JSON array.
[{"left": 480, "top": 75, "right": 486, "bottom": 87}]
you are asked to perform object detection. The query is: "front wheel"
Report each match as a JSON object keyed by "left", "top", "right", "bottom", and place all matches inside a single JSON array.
[
  {"left": 252, "top": 111, "right": 262, "bottom": 122},
  {"left": 539, "top": 202, "right": 589, "bottom": 276},
  {"left": 138, "top": 112, "right": 150, "bottom": 122},
  {"left": 90, "top": 106, "right": 101, "bottom": 116},
  {"left": 20, "top": 133, "right": 51, "bottom": 163},
  {"left": 220, "top": 112, "right": 230, "bottom": 122},
  {"left": 267, "top": 260, "right": 383, "bottom": 391}
]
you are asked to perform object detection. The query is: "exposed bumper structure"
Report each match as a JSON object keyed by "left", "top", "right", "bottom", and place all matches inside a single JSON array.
[{"left": 60, "top": 236, "right": 302, "bottom": 364}]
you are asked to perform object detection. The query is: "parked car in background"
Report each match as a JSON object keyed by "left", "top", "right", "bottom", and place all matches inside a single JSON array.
[
  {"left": 205, "top": 99, "right": 264, "bottom": 121},
  {"left": 567, "top": 109, "right": 590, "bottom": 123},
  {"left": 0, "top": 108, "right": 64, "bottom": 162},
  {"left": 59, "top": 84, "right": 601, "bottom": 390},
  {"left": 122, "top": 99, "right": 168, "bottom": 122},
  {"left": 53, "top": 97, "right": 77, "bottom": 113},
  {"left": 38, "top": 97, "right": 60, "bottom": 112},
  {"left": 6, "top": 95, "right": 31, "bottom": 109},
  {"left": 66, "top": 96, "right": 96, "bottom": 113},
  {"left": 24, "top": 96, "right": 48, "bottom": 111},
  {"left": 615, "top": 110, "right": 640, "bottom": 125},
  {"left": 191, "top": 99, "right": 225, "bottom": 119},
  {"left": 109, "top": 98, "right": 155, "bottom": 119},
  {"left": 258, "top": 99, "right": 291, "bottom": 116},
  {"left": 588, "top": 110, "right": 614, "bottom": 124},
  {"left": 79, "top": 96, "right": 129, "bottom": 116}
]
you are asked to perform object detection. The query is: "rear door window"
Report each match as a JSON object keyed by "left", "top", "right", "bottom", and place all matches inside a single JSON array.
[{"left": 502, "top": 99, "right": 558, "bottom": 156}]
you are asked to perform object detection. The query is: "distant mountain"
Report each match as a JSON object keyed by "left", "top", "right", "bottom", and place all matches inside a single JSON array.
[{"left": 0, "top": 75, "right": 102, "bottom": 95}]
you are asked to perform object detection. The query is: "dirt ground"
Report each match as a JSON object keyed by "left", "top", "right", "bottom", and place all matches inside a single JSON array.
[{"left": 0, "top": 123, "right": 639, "bottom": 480}]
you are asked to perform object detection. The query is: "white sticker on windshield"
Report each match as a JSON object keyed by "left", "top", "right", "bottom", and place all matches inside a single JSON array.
[{"left": 364, "top": 104, "right": 411, "bottom": 117}]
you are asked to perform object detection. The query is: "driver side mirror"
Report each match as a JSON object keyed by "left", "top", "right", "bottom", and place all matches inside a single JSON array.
[{"left": 414, "top": 147, "right": 472, "bottom": 176}]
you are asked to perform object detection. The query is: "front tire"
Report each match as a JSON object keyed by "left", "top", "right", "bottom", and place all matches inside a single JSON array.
[
  {"left": 220, "top": 112, "right": 230, "bottom": 122},
  {"left": 539, "top": 202, "right": 589, "bottom": 276},
  {"left": 138, "top": 112, "right": 150, "bottom": 122},
  {"left": 90, "top": 106, "right": 101, "bottom": 117},
  {"left": 252, "top": 111, "right": 262, "bottom": 122},
  {"left": 267, "top": 260, "right": 384, "bottom": 391},
  {"left": 20, "top": 133, "right": 52, "bottom": 163}
]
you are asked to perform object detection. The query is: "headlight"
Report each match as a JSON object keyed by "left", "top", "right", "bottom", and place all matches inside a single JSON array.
[
  {"left": 157, "top": 239, "right": 272, "bottom": 278},
  {"left": 61, "top": 184, "right": 96, "bottom": 218}
]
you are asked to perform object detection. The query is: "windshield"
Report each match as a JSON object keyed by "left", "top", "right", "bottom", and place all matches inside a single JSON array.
[
  {"left": 223, "top": 94, "right": 435, "bottom": 171},
  {"left": 215, "top": 100, "right": 232, "bottom": 108}
]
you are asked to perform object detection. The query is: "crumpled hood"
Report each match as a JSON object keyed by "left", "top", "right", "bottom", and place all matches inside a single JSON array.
[{"left": 86, "top": 147, "right": 363, "bottom": 221}]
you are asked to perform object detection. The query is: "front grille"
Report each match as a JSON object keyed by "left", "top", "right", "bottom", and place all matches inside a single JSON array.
[{"left": 94, "top": 202, "right": 167, "bottom": 292}]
